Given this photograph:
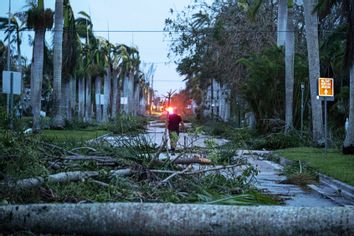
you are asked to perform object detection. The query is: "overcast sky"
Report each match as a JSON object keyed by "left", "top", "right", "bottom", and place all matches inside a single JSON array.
[{"left": 0, "top": 0, "right": 208, "bottom": 97}]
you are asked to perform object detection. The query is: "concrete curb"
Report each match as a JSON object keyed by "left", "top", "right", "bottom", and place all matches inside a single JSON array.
[
  {"left": 270, "top": 152, "right": 354, "bottom": 206},
  {"left": 317, "top": 173, "right": 354, "bottom": 202}
]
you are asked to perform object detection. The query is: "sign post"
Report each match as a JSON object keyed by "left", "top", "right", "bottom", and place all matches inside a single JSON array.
[
  {"left": 318, "top": 77, "right": 334, "bottom": 157},
  {"left": 2, "top": 71, "right": 22, "bottom": 129}
]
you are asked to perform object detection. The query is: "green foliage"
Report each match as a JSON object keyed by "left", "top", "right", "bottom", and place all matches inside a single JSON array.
[
  {"left": 192, "top": 190, "right": 280, "bottom": 205},
  {"left": 64, "top": 118, "right": 94, "bottom": 130},
  {"left": 26, "top": 3, "right": 54, "bottom": 30},
  {"left": 238, "top": 46, "right": 285, "bottom": 127},
  {"left": 252, "top": 132, "right": 302, "bottom": 150},
  {"left": 199, "top": 120, "right": 233, "bottom": 137},
  {"left": 0, "top": 107, "right": 7, "bottom": 129},
  {"left": 48, "top": 181, "right": 113, "bottom": 203},
  {"left": 0, "top": 131, "right": 48, "bottom": 179},
  {"left": 0, "top": 109, "right": 32, "bottom": 132},
  {"left": 204, "top": 139, "right": 239, "bottom": 165}
]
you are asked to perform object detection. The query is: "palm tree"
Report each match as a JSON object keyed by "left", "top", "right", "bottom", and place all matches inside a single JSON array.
[
  {"left": 99, "top": 38, "right": 113, "bottom": 122},
  {"left": 26, "top": 0, "right": 53, "bottom": 132},
  {"left": 75, "top": 11, "right": 94, "bottom": 121},
  {"left": 62, "top": 0, "right": 78, "bottom": 121},
  {"left": 95, "top": 75, "right": 102, "bottom": 122},
  {"left": 248, "top": 0, "right": 295, "bottom": 131},
  {"left": 119, "top": 45, "right": 133, "bottom": 114},
  {"left": 128, "top": 47, "right": 140, "bottom": 115},
  {"left": 285, "top": 2, "right": 295, "bottom": 132},
  {"left": 343, "top": 1, "right": 354, "bottom": 152},
  {"left": 316, "top": 0, "right": 354, "bottom": 152},
  {"left": 304, "top": 0, "right": 324, "bottom": 145},
  {"left": 52, "top": 0, "right": 64, "bottom": 128},
  {"left": 110, "top": 44, "right": 125, "bottom": 117},
  {"left": 0, "top": 12, "right": 27, "bottom": 116},
  {"left": 0, "top": 12, "right": 26, "bottom": 72},
  {"left": 117, "top": 46, "right": 140, "bottom": 115}
]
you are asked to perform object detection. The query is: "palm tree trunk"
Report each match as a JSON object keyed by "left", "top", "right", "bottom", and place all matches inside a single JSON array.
[
  {"left": 31, "top": 29, "right": 45, "bottom": 132},
  {"left": 285, "top": 4, "right": 295, "bottom": 133},
  {"left": 65, "top": 79, "right": 71, "bottom": 120},
  {"left": 70, "top": 76, "right": 76, "bottom": 120},
  {"left": 84, "top": 75, "right": 91, "bottom": 122},
  {"left": 78, "top": 77, "right": 85, "bottom": 120},
  {"left": 52, "top": 0, "right": 64, "bottom": 128},
  {"left": 117, "top": 73, "right": 122, "bottom": 114},
  {"left": 95, "top": 76, "right": 102, "bottom": 122},
  {"left": 129, "top": 71, "right": 134, "bottom": 115},
  {"left": 134, "top": 82, "right": 140, "bottom": 115},
  {"left": 277, "top": 0, "right": 288, "bottom": 47},
  {"left": 111, "top": 70, "right": 119, "bottom": 118},
  {"left": 343, "top": 0, "right": 354, "bottom": 152},
  {"left": 103, "top": 67, "right": 111, "bottom": 121},
  {"left": 304, "top": 0, "right": 324, "bottom": 145},
  {"left": 122, "top": 74, "right": 130, "bottom": 114},
  {"left": 343, "top": 64, "right": 354, "bottom": 148}
]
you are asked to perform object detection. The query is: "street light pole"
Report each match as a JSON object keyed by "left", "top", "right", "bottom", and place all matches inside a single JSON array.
[{"left": 300, "top": 82, "right": 304, "bottom": 136}]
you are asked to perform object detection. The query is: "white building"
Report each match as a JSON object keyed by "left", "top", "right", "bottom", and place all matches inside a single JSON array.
[{"left": 203, "top": 79, "right": 230, "bottom": 122}]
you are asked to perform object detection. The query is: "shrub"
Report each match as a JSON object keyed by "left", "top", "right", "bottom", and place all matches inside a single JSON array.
[
  {"left": 252, "top": 132, "right": 302, "bottom": 150},
  {"left": 64, "top": 118, "right": 93, "bottom": 130}
]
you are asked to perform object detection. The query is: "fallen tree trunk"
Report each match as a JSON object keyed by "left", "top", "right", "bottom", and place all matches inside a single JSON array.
[
  {"left": 3, "top": 169, "right": 132, "bottom": 189},
  {"left": 0, "top": 203, "right": 353, "bottom": 235}
]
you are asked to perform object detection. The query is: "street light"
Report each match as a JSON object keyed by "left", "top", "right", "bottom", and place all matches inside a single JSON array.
[{"left": 300, "top": 83, "right": 305, "bottom": 136}]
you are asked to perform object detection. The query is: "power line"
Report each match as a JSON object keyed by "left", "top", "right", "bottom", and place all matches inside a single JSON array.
[
  {"left": 0, "top": 29, "right": 345, "bottom": 34},
  {"left": 154, "top": 80, "right": 184, "bottom": 82}
]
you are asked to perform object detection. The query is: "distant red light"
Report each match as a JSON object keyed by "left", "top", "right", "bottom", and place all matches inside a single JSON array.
[{"left": 166, "top": 107, "right": 174, "bottom": 114}]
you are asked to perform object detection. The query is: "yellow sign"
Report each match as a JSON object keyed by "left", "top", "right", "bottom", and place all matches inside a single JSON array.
[{"left": 318, "top": 77, "right": 334, "bottom": 97}]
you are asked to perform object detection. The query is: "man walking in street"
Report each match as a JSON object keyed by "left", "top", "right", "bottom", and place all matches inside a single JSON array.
[{"left": 167, "top": 107, "right": 184, "bottom": 153}]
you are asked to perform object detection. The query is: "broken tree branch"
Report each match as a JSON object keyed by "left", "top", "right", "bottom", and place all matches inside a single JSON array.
[
  {"left": 40, "top": 142, "right": 80, "bottom": 156},
  {"left": 150, "top": 163, "right": 245, "bottom": 176},
  {"left": 2, "top": 169, "right": 132, "bottom": 189},
  {"left": 70, "top": 146, "right": 97, "bottom": 153},
  {"left": 61, "top": 155, "right": 119, "bottom": 164},
  {"left": 88, "top": 179, "right": 110, "bottom": 188},
  {"left": 158, "top": 165, "right": 192, "bottom": 186}
]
